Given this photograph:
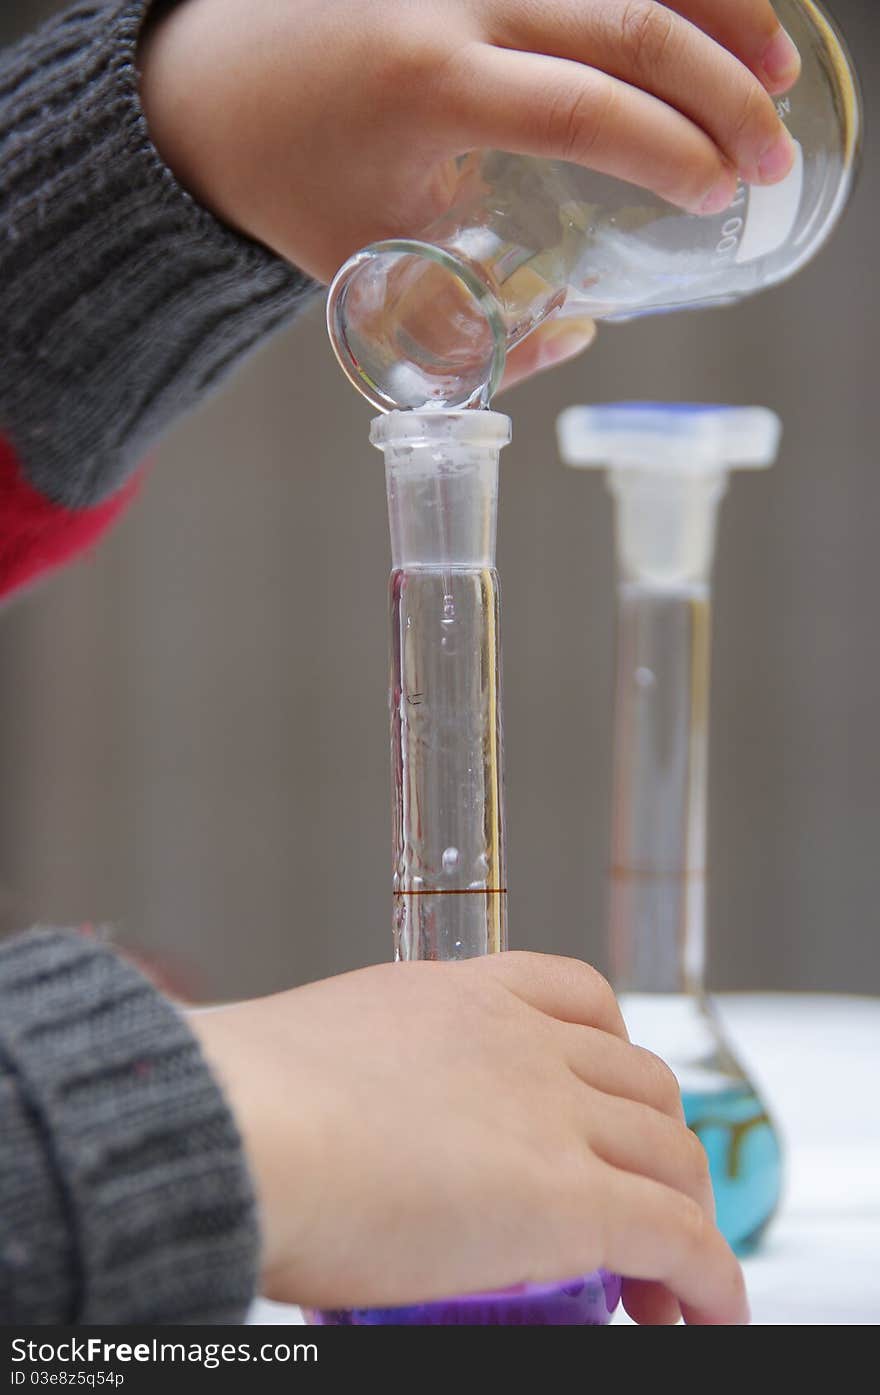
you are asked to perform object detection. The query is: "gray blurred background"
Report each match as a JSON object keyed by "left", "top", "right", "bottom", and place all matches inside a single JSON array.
[{"left": 1, "top": 1, "right": 877, "bottom": 1000}]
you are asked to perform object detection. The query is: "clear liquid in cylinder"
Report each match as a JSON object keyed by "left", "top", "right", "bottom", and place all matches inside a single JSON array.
[{"left": 390, "top": 567, "right": 507, "bottom": 961}]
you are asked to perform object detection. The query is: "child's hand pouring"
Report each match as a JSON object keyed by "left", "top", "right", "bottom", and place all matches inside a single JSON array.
[{"left": 140, "top": 0, "right": 800, "bottom": 385}]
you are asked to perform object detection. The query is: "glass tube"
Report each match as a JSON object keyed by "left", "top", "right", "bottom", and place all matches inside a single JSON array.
[
  {"left": 309, "top": 411, "right": 620, "bottom": 1326},
  {"left": 386, "top": 415, "right": 507, "bottom": 957},
  {"left": 559, "top": 404, "right": 784, "bottom": 1255},
  {"left": 610, "top": 584, "right": 712, "bottom": 999},
  {"left": 328, "top": 1, "right": 861, "bottom": 411}
]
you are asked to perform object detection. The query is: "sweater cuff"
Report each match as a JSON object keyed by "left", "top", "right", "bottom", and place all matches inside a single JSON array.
[
  {"left": 0, "top": 0, "right": 320, "bottom": 510},
  {"left": 0, "top": 929, "right": 260, "bottom": 1324},
  {"left": 0, "top": 433, "right": 145, "bottom": 604}
]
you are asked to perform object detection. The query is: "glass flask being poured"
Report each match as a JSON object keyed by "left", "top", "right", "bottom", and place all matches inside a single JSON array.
[
  {"left": 558, "top": 403, "right": 784, "bottom": 1255},
  {"left": 327, "top": 0, "right": 861, "bottom": 413},
  {"left": 308, "top": 410, "right": 621, "bottom": 1325}
]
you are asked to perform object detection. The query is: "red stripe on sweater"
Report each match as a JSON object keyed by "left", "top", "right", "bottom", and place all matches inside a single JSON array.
[{"left": 0, "top": 434, "right": 141, "bottom": 600}]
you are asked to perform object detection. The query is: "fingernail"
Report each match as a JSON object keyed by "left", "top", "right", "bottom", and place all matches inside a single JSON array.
[
  {"left": 758, "top": 128, "right": 796, "bottom": 183},
  {"left": 761, "top": 27, "right": 801, "bottom": 87},
  {"left": 698, "top": 175, "right": 736, "bottom": 217}
]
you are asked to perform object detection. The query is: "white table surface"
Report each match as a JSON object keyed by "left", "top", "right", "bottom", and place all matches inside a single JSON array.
[{"left": 250, "top": 994, "right": 880, "bottom": 1328}]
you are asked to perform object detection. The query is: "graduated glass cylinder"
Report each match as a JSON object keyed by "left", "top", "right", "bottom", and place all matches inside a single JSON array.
[
  {"left": 384, "top": 413, "right": 509, "bottom": 959},
  {"left": 327, "top": 0, "right": 861, "bottom": 411},
  {"left": 309, "top": 411, "right": 619, "bottom": 1325}
]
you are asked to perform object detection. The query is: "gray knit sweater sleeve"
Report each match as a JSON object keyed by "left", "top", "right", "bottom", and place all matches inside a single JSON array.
[
  {"left": 0, "top": 2, "right": 321, "bottom": 1324},
  {"left": 0, "top": 0, "right": 318, "bottom": 510},
  {"left": 0, "top": 929, "right": 260, "bottom": 1323}
]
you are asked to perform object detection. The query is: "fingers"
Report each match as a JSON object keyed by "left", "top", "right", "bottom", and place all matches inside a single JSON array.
[
  {"left": 480, "top": 951, "right": 630, "bottom": 1041},
  {"left": 477, "top": 2, "right": 794, "bottom": 189},
  {"left": 581, "top": 1087, "right": 717, "bottom": 1222},
  {"left": 669, "top": 1, "right": 801, "bottom": 93},
  {"left": 593, "top": 1167, "right": 749, "bottom": 1324},
  {"left": 563, "top": 1027, "right": 686, "bottom": 1121},
  {"left": 445, "top": 45, "right": 740, "bottom": 215},
  {"left": 498, "top": 315, "right": 596, "bottom": 393},
  {"left": 476, "top": 0, "right": 800, "bottom": 94}
]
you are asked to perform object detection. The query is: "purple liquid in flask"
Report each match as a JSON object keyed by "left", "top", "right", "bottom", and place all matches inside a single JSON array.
[{"left": 310, "top": 1272, "right": 621, "bottom": 1326}]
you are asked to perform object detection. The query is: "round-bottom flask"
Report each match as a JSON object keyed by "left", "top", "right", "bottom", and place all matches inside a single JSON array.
[
  {"left": 622, "top": 993, "right": 782, "bottom": 1254},
  {"left": 559, "top": 404, "right": 785, "bottom": 1254}
]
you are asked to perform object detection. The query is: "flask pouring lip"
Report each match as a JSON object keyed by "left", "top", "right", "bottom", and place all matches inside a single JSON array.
[{"left": 326, "top": 240, "right": 508, "bottom": 414}]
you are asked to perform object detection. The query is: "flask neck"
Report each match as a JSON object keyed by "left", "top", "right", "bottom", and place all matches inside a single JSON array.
[
  {"left": 606, "top": 463, "right": 725, "bottom": 993},
  {"left": 329, "top": 242, "right": 510, "bottom": 414},
  {"left": 610, "top": 579, "right": 712, "bottom": 996},
  {"left": 608, "top": 468, "right": 726, "bottom": 589},
  {"left": 556, "top": 403, "right": 781, "bottom": 998}
]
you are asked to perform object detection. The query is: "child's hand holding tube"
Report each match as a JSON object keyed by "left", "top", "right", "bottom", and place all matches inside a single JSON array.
[{"left": 191, "top": 952, "right": 749, "bottom": 1326}]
